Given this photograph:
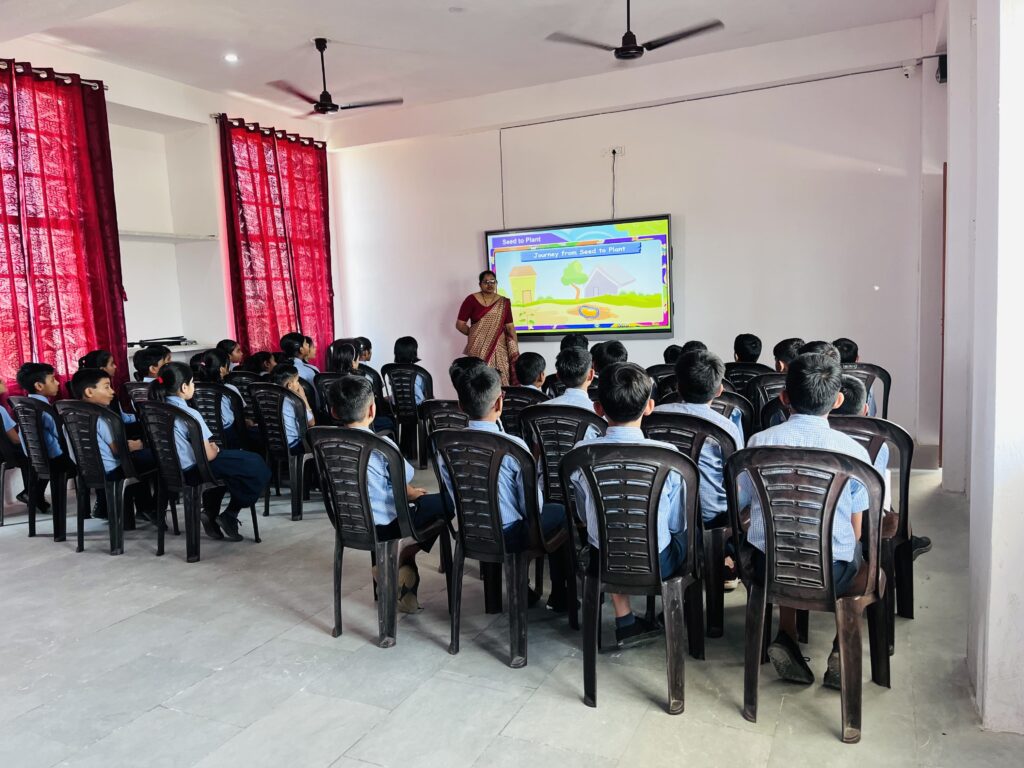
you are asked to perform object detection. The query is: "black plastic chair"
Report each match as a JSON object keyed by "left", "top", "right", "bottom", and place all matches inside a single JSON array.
[
  {"left": 191, "top": 384, "right": 262, "bottom": 543},
  {"left": 723, "top": 362, "right": 774, "bottom": 391},
  {"left": 123, "top": 381, "right": 150, "bottom": 412},
  {"left": 542, "top": 373, "right": 566, "bottom": 399},
  {"left": 137, "top": 400, "right": 233, "bottom": 563},
  {"left": 721, "top": 379, "right": 736, "bottom": 393},
  {"left": 381, "top": 363, "right": 434, "bottom": 468},
  {"left": 0, "top": 418, "right": 29, "bottom": 527},
  {"left": 225, "top": 370, "right": 260, "bottom": 424},
  {"left": 744, "top": 373, "right": 787, "bottom": 431},
  {"left": 431, "top": 428, "right": 573, "bottom": 668},
  {"left": 646, "top": 364, "right": 678, "bottom": 403},
  {"left": 560, "top": 443, "right": 702, "bottom": 715},
  {"left": 829, "top": 415, "right": 914, "bottom": 652},
  {"left": 420, "top": 400, "right": 468, "bottom": 435},
  {"left": 500, "top": 386, "right": 549, "bottom": 440},
  {"left": 759, "top": 397, "right": 789, "bottom": 430},
  {"left": 313, "top": 372, "right": 348, "bottom": 425},
  {"left": 842, "top": 363, "right": 892, "bottom": 419},
  {"left": 9, "top": 396, "right": 71, "bottom": 541},
  {"left": 725, "top": 446, "right": 889, "bottom": 743},
  {"left": 250, "top": 382, "right": 313, "bottom": 521},
  {"left": 642, "top": 411, "right": 740, "bottom": 642},
  {"left": 56, "top": 401, "right": 153, "bottom": 555},
  {"left": 309, "top": 426, "right": 454, "bottom": 647},
  {"left": 326, "top": 338, "right": 361, "bottom": 372}
]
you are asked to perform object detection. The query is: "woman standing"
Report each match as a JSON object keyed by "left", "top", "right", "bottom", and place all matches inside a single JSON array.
[{"left": 455, "top": 270, "right": 520, "bottom": 385}]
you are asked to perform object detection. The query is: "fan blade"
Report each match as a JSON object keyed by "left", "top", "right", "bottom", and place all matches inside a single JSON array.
[
  {"left": 642, "top": 20, "right": 724, "bottom": 51},
  {"left": 545, "top": 31, "right": 617, "bottom": 52},
  {"left": 292, "top": 110, "right": 318, "bottom": 119},
  {"left": 337, "top": 97, "right": 404, "bottom": 110},
  {"left": 268, "top": 80, "right": 319, "bottom": 104}
]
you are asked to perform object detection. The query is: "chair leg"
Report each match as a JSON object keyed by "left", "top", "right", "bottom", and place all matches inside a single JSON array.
[
  {"left": 107, "top": 481, "right": 123, "bottom": 556},
  {"left": 565, "top": 543, "right": 579, "bottom": 631},
  {"left": 289, "top": 455, "right": 303, "bottom": 521},
  {"left": 185, "top": 487, "right": 201, "bottom": 563},
  {"left": 705, "top": 529, "right": 725, "bottom": 637},
  {"left": 417, "top": 420, "right": 427, "bottom": 470},
  {"left": 505, "top": 552, "right": 529, "bottom": 668},
  {"left": 122, "top": 484, "right": 136, "bottom": 532},
  {"left": 762, "top": 602, "right": 773, "bottom": 664},
  {"left": 866, "top": 599, "right": 891, "bottom": 688},
  {"left": 263, "top": 470, "right": 272, "bottom": 517},
  {"left": 439, "top": 529, "right": 454, "bottom": 615},
  {"left": 0, "top": 463, "right": 6, "bottom": 527},
  {"left": 894, "top": 540, "right": 914, "bottom": 620},
  {"left": 375, "top": 540, "right": 398, "bottom": 648},
  {"left": 156, "top": 487, "right": 166, "bottom": 557},
  {"left": 448, "top": 538, "right": 465, "bottom": 655},
  {"left": 483, "top": 562, "right": 503, "bottom": 614},
  {"left": 27, "top": 470, "right": 37, "bottom": 538},
  {"left": 644, "top": 595, "right": 657, "bottom": 624},
  {"left": 51, "top": 471, "right": 67, "bottom": 542},
  {"left": 170, "top": 497, "right": 180, "bottom": 536},
  {"left": 796, "top": 609, "right": 810, "bottom": 644},
  {"left": 835, "top": 599, "right": 865, "bottom": 744},
  {"left": 75, "top": 485, "right": 89, "bottom": 553},
  {"left": 684, "top": 579, "right": 705, "bottom": 660},
  {"left": 332, "top": 536, "right": 345, "bottom": 637},
  {"left": 882, "top": 540, "right": 896, "bottom": 655},
  {"left": 274, "top": 460, "right": 281, "bottom": 496},
  {"left": 661, "top": 577, "right": 687, "bottom": 715},
  {"left": 582, "top": 574, "right": 600, "bottom": 707},
  {"left": 249, "top": 505, "right": 261, "bottom": 543},
  {"left": 742, "top": 582, "right": 767, "bottom": 723}
]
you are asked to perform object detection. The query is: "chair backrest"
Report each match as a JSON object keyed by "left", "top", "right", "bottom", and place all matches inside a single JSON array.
[
  {"left": 56, "top": 400, "right": 137, "bottom": 489},
  {"left": 646, "top": 364, "right": 678, "bottom": 403},
  {"left": 560, "top": 443, "right": 700, "bottom": 592},
  {"left": 720, "top": 378, "right": 736, "bottom": 393},
  {"left": 725, "top": 446, "right": 884, "bottom": 608},
  {"left": 137, "top": 400, "right": 217, "bottom": 493},
  {"left": 759, "top": 397, "right": 790, "bottom": 431},
  {"left": 828, "top": 415, "right": 913, "bottom": 540},
  {"left": 842, "top": 363, "right": 892, "bottom": 419},
  {"left": 641, "top": 411, "right": 739, "bottom": 464},
  {"left": 542, "top": 373, "right": 566, "bottom": 399},
  {"left": 431, "top": 427, "right": 543, "bottom": 561},
  {"left": 225, "top": 371, "right": 259, "bottom": 422},
  {"left": 519, "top": 404, "right": 608, "bottom": 504},
  {"left": 419, "top": 399, "right": 469, "bottom": 434},
  {"left": 309, "top": 426, "right": 420, "bottom": 550},
  {"left": 298, "top": 377, "right": 319, "bottom": 411},
  {"left": 9, "top": 396, "right": 68, "bottom": 478},
  {"left": 0, "top": 409, "right": 26, "bottom": 467},
  {"left": 744, "top": 373, "right": 787, "bottom": 428},
  {"left": 711, "top": 391, "right": 754, "bottom": 437},
  {"left": 501, "top": 386, "right": 549, "bottom": 439},
  {"left": 191, "top": 383, "right": 245, "bottom": 448},
  {"left": 381, "top": 363, "right": 433, "bottom": 420},
  {"left": 326, "top": 338, "right": 363, "bottom": 373},
  {"left": 723, "top": 362, "right": 774, "bottom": 390},
  {"left": 358, "top": 364, "right": 385, "bottom": 400},
  {"left": 313, "top": 372, "right": 348, "bottom": 425},
  {"left": 249, "top": 382, "right": 308, "bottom": 458},
  {"left": 123, "top": 381, "right": 150, "bottom": 411}
]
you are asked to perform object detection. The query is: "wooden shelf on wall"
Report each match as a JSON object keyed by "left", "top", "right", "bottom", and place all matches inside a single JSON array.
[{"left": 118, "top": 231, "right": 217, "bottom": 244}]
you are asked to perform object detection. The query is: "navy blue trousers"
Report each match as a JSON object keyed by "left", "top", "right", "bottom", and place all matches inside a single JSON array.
[
  {"left": 188, "top": 449, "right": 271, "bottom": 516},
  {"left": 374, "top": 493, "right": 453, "bottom": 553},
  {"left": 503, "top": 502, "right": 569, "bottom": 603}
]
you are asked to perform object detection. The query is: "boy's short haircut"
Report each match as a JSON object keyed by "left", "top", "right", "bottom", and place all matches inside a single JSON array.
[
  {"left": 834, "top": 374, "right": 868, "bottom": 415},
  {"left": 593, "top": 340, "right": 628, "bottom": 375},
  {"left": 280, "top": 332, "right": 306, "bottom": 359},
  {"left": 270, "top": 363, "right": 299, "bottom": 387},
  {"left": 674, "top": 350, "right": 725, "bottom": 403},
  {"left": 680, "top": 340, "right": 708, "bottom": 355},
  {"left": 132, "top": 346, "right": 167, "bottom": 378},
  {"left": 597, "top": 362, "right": 652, "bottom": 423},
  {"left": 456, "top": 365, "right": 502, "bottom": 420},
  {"left": 328, "top": 375, "right": 375, "bottom": 424},
  {"left": 72, "top": 368, "right": 110, "bottom": 397},
  {"left": 832, "top": 337, "right": 859, "bottom": 365},
  {"left": 449, "top": 356, "right": 486, "bottom": 389},
  {"left": 560, "top": 334, "right": 589, "bottom": 351},
  {"left": 785, "top": 354, "right": 843, "bottom": 416},
  {"left": 772, "top": 337, "right": 806, "bottom": 366},
  {"left": 663, "top": 344, "right": 683, "bottom": 364},
  {"left": 798, "top": 340, "right": 841, "bottom": 364},
  {"left": 734, "top": 333, "right": 762, "bottom": 363},
  {"left": 514, "top": 352, "right": 546, "bottom": 386},
  {"left": 555, "top": 347, "right": 592, "bottom": 388},
  {"left": 17, "top": 362, "right": 55, "bottom": 394}
]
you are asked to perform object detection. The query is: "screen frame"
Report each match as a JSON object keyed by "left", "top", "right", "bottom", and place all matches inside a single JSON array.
[{"left": 484, "top": 213, "right": 674, "bottom": 340}]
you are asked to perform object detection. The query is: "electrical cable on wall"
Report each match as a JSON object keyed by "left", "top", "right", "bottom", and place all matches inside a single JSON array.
[{"left": 611, "top": 148, "right": 617, "bottom": 219}]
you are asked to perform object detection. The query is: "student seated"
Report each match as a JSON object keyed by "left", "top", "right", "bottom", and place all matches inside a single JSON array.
[
  {"left": 303, "top": 336, "right": 320, "bottom": 373},
  {"left": 193, "top": 348, "right": 248, "bottom": 448},
  {"left": 733, "top": 333, "right": 762, "bottom": 364},
  {"left": 592, "top": 340, "right": 628, "bottom": 376},
  {"left": 833, "top": 337, "right": 877, "bottom": 416},
  {"left": 151, "top": 362, "right": 271, "bottom": 541},
  {"left": 560, "top": 333, "right": 588, "bottom": 351},
  {"left": 681, "top": 340, "right": 708, "bottom": 355},
  {"left": 572, "top": 363, "right": 688, "bottom": 647},
  {"left": 216, "top": 339, "right": 244, "bottom": 370},
  {"left": 329, "top": 376, "right": 451, "bottom": 613},
  {"left": 269, "top": 364, "right": 316, "bottom": 454},
  {"left": 242, "top": 351, "right": 276, "bottom": 376},
  {"left": 72, "top": 368, "right": 156, "bottom": 520},
  {"left": 394, "top": 336, "right": 427, "bottom": 405},
  {"left": 281, "top": 333, "right": 317, "bottom": 384},
  {"left": 514, "top": 352, "right": 546, "bottom": 391},
  {"left": 544, "top": 347, "right": 597, "bottom": 413},
  {"left": 356, "top": 336, "right": 373, "bottom": 363},
  {"left": 663, "top": 344, "right": 683, "bottom": 365},
  {"left": 333, "top": 343, "right": 360, "bottom": 375},
  {"left": 798, "top": 340, "right": 840, "bottom": 363},
  {"left": 16, "top": 363, "right": 76, "bottom": 511},
  {"left": 738, "top": 353, "right": 873, "bottom": 688},
  {"left": 442, "top": 366, "right": 570, "bottom": 612},
  {"left": 449, "top": 356, "right": 486, "bottom": 391},
  {"left": 1, "top": 378, "right": 18, "bottom": 445},
  {"left": 132, "top": 345, "right": 171, "bottom": 383},
  {"left": 772, "top": 337, "right": 805, "bottom": 372}
]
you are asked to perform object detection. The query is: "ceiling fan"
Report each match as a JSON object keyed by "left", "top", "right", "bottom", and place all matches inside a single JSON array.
[
  {"left": 546, "top": 0, "right": 723, "bottom": 61},
  {"left": 269, "top": 37, "right": 403, "bottom": 117}
]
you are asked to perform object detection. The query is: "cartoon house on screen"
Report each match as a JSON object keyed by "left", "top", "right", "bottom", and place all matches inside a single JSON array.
[
  {"left": 584, "top": 264, "right": 636, "bottom": 298},
  {"left": 509, "top": 265, "right": 538, "bottom": 303}
]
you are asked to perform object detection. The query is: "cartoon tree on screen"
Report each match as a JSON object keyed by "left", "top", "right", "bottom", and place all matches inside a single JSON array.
[{"left": 561, "top": 260, "right": 588, "bottom": 299}]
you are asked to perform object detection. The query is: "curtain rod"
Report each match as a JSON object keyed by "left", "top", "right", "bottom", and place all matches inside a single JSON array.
[
  {"left": 211, "top": 113, "right": 325, "bottom": 147},
  {"left": 1, "top": 61, "right": 106, "bottom": 90}
]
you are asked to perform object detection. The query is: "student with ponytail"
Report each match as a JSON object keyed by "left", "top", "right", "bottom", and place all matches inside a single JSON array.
[
  {"left": 192, "top": 348, "right": 245, "bottom": 448},
  {"left": 150, "top": 362, "right": 270, "bottom": 542}
]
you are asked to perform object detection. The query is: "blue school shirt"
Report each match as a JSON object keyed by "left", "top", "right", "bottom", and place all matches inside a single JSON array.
[
  {"left": 738, "top": 414, "right": 870, "bottom": 563},
  {"left": 1, "top": 406, "right": 15, "bottom": 434},
  {"left": 544, "top": 387, "right": 596, "bottom": 413},
  {"left": 221, "top": 382, "right": 243, "bottom": 429},
  {"left": 96, "top": 418, "right": 119, "bottom": 474},
  {"left": 359, "top": 426, "right": 415, "bottom": 527},
  {"left": 437, "top": 420, "right": 542, "bottom": 528},
  {"left": 23, "top": 394, "right": 62, "bottom": 459},
  {"left": 653, "top": 402, "right": 744, "bottom": 523},
  {"left": 282, "top": 397, "right": 312, "bottom": 448},
  {"left": 293, "top": 358, "right": 318, "bottom": 385},
  {"left": 571, "top": 426, "right": 686, "bottom": 553},
  {"left": 867, "top": 390, "right": 877, "bottom": 417},
  {"left": 728, "top": 407, "right": 744, "bottom": 433},
  {"left": 166, "top": 395, "right": 213, "bottom": 471}
]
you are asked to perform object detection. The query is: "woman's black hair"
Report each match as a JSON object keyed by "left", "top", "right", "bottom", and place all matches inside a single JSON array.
[
  {"left": 356, "top": 336, "right": 371, "bottom": 352},
  {"left": 193, "top": 348, "right": 229, "bottom": 384},
  {"left": 280, "top": 332, "right": 305, "bottom": 360},
  {"left": 394, "top": 336, "right": 420, "bottom": 364},
  {"left": 216, "top": 339, "right": 240, "bottom": 356},
  {"left": 78, "top": 349, "right": 113, "bottom": 370},
  {"left": 148, "top": 361, "right": 193, "bottom": 402},
  {"left": 242, "top": 351, "right": 274, "bottom": 374},
  {"left": 334, "top": 343, "right": 357, "bottom": 371},
  {"left": 478, "top": 270, "right": 497, "bottom": 284}
]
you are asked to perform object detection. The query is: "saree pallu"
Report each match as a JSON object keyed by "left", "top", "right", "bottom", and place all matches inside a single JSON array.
[{"left": 464, "top": 297, "right": 519, "bottom": 385}]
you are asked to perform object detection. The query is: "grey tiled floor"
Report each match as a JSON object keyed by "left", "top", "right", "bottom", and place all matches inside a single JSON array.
[{"left": 0, "top": 470, "right": 1021, "bottom": 767}]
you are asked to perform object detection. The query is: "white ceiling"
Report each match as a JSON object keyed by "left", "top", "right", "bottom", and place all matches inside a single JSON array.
[{"left": 13, "top": 0, "right": 935, "bottom": 117}]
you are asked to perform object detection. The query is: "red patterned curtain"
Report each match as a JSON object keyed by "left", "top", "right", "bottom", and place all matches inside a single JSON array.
[
  {"left": 218, "top": 116, "right": 333, "bottom": 369},
  {"left": 0, "top": 60, "right": 127, "bottom": 393}
]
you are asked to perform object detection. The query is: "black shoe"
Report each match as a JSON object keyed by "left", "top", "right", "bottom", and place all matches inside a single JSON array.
[
  {"left": 614, "top": 616, "right": 662, "bottom": 649},
  {"left": 823, "top": 649, "right": 841, "bottom": 690},
  {"left": 911, "top": 535, "right": 932, "bottom": 560},
  {"left": 216, "top": 513, "right": 243, "bottom": 542},
  {"left": 200, "top": 512, "right": 225, "bottom": 540},
  {"left": 527, "top": 587, "right": 542, "bottom": 608},
  {"left": 767, "top": 632, "right": 815, "bottom": 685},
  {"left": 545, "top": 592, "right": 578, "bottom": 614},
  {"left": 17, "top": 491, "right": 50, "bottom": 514},
  {"left": 91, "top": 500, "right": 107, "bottom": 520}
]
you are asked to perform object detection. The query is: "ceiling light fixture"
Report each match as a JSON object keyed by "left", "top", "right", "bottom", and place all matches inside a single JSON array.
[{"left": 224, "top": 53, "right": 239, "bottom": 63}]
